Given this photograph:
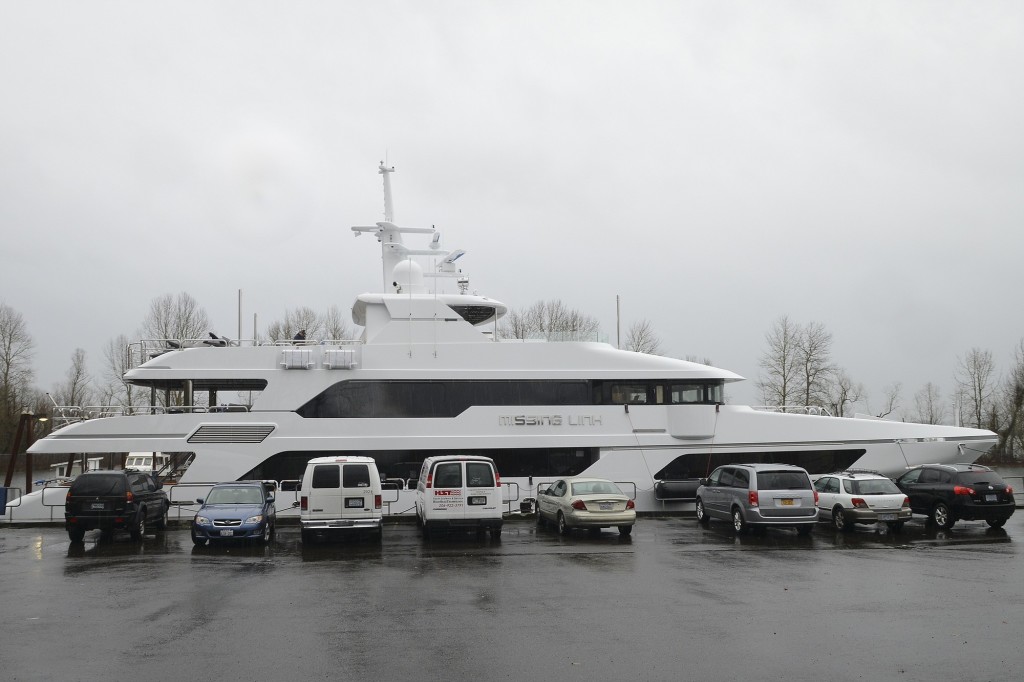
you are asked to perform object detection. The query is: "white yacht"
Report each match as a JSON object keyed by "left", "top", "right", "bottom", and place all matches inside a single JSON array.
[{"left": 6, "top": 164, "right": 998, "bottom": 523}]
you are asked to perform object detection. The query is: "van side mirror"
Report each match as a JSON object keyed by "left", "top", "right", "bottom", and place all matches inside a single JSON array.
[
  {"left": 196, "top": 498, "right": 204, "bottom": 504},
  {"left": 291, "top": 501, "right": 300, "bottom": 508}
]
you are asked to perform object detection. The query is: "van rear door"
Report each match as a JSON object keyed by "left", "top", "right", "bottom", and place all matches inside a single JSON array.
[
  {"left": 340, "top": 463, "right": 376, "bottom": 520},
  {"left": 465, "top": 461, "right": 500, "bottom": 520},
  {"left": 428, "top": 461, "right": 466, "bottom": 522},
  {"left": 308, "top": 464, "right": 343, "bottom": 521}
]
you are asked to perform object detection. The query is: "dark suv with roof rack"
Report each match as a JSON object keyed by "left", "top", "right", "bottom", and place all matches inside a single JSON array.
[
  {"left": 894, "top": 463, "right": 1015, "bottom": 530},
  {"left": 65, "top": 470, "right": 170, "bottom": 542}
]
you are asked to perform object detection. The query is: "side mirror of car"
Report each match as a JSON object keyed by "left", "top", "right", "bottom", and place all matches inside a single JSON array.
[
  {"left": 196, "top": 498, "right": 204, "bottom": 504},
  {"left": 699, "top": 478, "right": 709, "bottom": 487},
  {"left": 266, "top": 495, "right": 275, "bottom": 504},
  {"left": 291, "top": 501, "right": 300, "bottom": 508}
]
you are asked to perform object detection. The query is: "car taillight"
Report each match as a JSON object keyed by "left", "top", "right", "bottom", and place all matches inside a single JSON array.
[
  {"left": 571, "top": 500, "right": 587, "bottom": 510},
  {"left": 953, "top": 485, "right": 975, "bottom": 496},
  {"left": 125, "top": 491, "right": 134, "bottom": 503},
  {"left": 300, "top": 495, "right": 308, "bottom": 511},
  {"left": 626, "top": 499, "right": 635, "bottom": 510},
  {"left": 66, "top": 490, "right": 72, "bottom": 502},
  {"left": 374, "top": 494, "right": 381, "bottom": 509},
  {"left": 748, "top": 491, "right": 759, "bottom": 507},
  {"left": 495, "top": 472, "right": 501, "bottom": 488},
  {"left": 1006, "top": 486, "right": 1014, "bottom": 495},
  {"left": 851, "top": 497, "right": 868, "bottom": 508},
  {"left": 425, "top": 473, "right": 433, "bottom": 489},
  {"left": 902, "top": 496, "right": 910, "bottom": 508},
  {"left": 813, "top": 490, "right": 819, "bottom": 506}
]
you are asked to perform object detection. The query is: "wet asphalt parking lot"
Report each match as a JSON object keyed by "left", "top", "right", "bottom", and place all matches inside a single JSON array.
[{"left": 2, "top": 514, "right": 1023, "bottom": 682}]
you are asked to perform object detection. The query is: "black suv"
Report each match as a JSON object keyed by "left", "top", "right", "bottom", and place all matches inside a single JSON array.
[
  {"left": 895, "top": 463, "right": 1015, "bottom": 529},
  {"left": 65, "top": 470, "right": 170, "bottom": 542}
]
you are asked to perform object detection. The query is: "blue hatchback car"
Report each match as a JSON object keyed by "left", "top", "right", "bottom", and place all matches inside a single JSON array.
[{"left": 191, "top": 482, "right": 276, "bottom": 546}]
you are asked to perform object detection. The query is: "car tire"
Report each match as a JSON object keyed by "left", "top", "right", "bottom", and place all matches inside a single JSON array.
[
  {"left": 618, "top": 525, "right": 633, "bottom": 536},
  {"left": 536, "top": 509, "right": 545, "bottom": 528},
  {"left": 375, "top": 526, "right": 384, "bottom": 542},
  {"left": 259, "top": 523, "right": 271, "bottom": 544},
  {"left": 191, "top": 529, "right": 207, "bottom": 547},
  {"left": 695, "top": 498, "right": 709, "bottom": 525},
  {"left": 154, "top": 505, "right": 168, "bottom": 531},
  {"left": 421, "top": 523, "right": 431, "bottom": 540},
  {"left": 797, "top": 524, "right": 813, "bottom": 536},
  {"left": 832, "top": 506, "right": 850, "bottom": 532},
  {"left": 557, "top": 512, "right": 569, "bottom": 536},
  {"left": 68, "top": 527, "right": 86, "bottom": 543},
  {"left": 987, "top": 518, "right": 1006, "bottom": 529},
  {"left": 731, "top": 507, "right": 747, "bottom": 534},
  {"left": 300, "top": 528, "right": 312, "bottom": 544},
  {"left": 886, "top": 521, "right": 905, "bottom": 533},
  {"left": 492, "top": 526, "right": 502, "bottom": 540},
  {"left": 931, "top": 501, "right": 955, "bottom": 530},
  {"left": 130, "top": 510, "right": 146, "bottom": 540}
]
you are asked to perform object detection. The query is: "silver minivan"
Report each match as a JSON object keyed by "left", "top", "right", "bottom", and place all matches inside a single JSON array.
[{"left": 695, "top": 463, "right": 818, "bottom": 535}]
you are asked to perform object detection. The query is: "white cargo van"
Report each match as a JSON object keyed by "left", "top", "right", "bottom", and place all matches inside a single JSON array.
[
  {"left": 298, "top": 456, "right": 383, "bottom": 543},
  {"left": 415, "top": 455, "right": 503, "bottom": 539}
]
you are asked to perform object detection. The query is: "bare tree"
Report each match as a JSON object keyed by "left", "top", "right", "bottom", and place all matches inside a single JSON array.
[
  {"left": 141, "top": 292, "right": 210, "bottom": 342},
  {"left": 756, "top": 316, "right": 802, "bottom": 407},
  {"left": 498, "top": 299, "right": 600, "bottom": 341},
  {"left": 98, "top": 334, "right": 145, "bottom": 409},
  {"left": 0, "top": 302, "right": 35, "bottom": 453},
  {"left": 825, "top": 368, "right": 863, "bottom": 417},
  {"left": 954, "top": 347, "right": 996, "bottom": 429},
  {"left": 873, "top": 382, "right": 902, "bottom": 419},
  {"left": 323, "top": 305, "right": 354, "bottom": 340},
  {"left": 623, "top": 319, "right": 662, "bottom": 355},
  {"left": 911, "top": 382, "right": 947, "bottom": 425},
  {"left": 795, "top": 321, "right": 834, "bottom": 407},
  {"left": 52, "top": 348, "right": 95, "bottom": 407}
]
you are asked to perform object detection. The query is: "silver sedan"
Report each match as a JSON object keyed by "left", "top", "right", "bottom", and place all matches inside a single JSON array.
[{"left": 536, "top": 477, "right": 636, "bottom": 536}]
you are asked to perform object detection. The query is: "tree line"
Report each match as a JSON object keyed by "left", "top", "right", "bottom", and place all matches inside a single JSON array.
[{"left": 756, "top": 315, "right": 1024, "bottom": 463}]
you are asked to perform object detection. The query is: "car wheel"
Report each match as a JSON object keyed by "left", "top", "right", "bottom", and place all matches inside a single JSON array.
[
  {"left": 491, "top": 526, "right": 502, "bottom": 540},
  {"left": 557, "top": 512, "right": 569, "bottom": 536},
  {"left": 259, "top": 523, "right": 271, "bottom": 544},
  {"left": 618, "top": 525, "right": 633, "bottom": 536},
  {"left": 797, "top": 524, "right": 813, "bottom": 536},
  {"left": 731, "top": 507, "right": 747, "bottom": 534},
  {"left": 536, "top": 508, "right": 545, "bottom": 528},
  {"left": 695, "top": 498, "right": 709, "bottom": 525},
  {"left": 375, "top": 526, "right": 384, "bottom": 542},
  {"left": 191, "top": 528, "right": 207, "bottom": 547},
  {"left": 832, "top": 506, "right": 850, "bottom": 532},
  {"left": 130, "top": 510, "right": 146, "bottom": 540},
  {"left": 886, "top": 521, "right": 905, "bottom": 533},
  {"left": 931, "top": 501, "right": 955, "bottom": 529},
  {"left": 154, "top": 505, "right": 168, "bottom": 531},
  {"left": 68, "top": 527, "right": 86, "bottom": 543},
  {"left": 987, "top": 518, "right": 1006, "bottom": 529},
  {"left": 421, "top": 523, "right": 431, "bottom": 540},
  {"left": 300, "top": 528, "right": 313, "bottom": 544}
]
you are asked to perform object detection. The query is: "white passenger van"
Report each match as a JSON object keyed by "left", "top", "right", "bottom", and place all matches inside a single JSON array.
[
  {"left": 298, "top": 456, "right": 383, "bottom": 543},
  {"left": 415, "top": 455, "right": 503, "bottom": 539}
]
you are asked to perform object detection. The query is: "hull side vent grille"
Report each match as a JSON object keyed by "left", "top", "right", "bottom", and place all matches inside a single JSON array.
[{"left": 188, "top": 425, "right": 275, "bottom": 444}]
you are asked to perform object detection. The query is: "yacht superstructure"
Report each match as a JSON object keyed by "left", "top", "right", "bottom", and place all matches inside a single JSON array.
[{"left": 7, "top": 164, "right": 998, "bottom": 522}]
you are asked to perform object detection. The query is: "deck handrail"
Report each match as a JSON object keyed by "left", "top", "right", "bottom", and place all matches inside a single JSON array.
[{"left": 752, "top": 405, "right": 834, "bottom": 417}]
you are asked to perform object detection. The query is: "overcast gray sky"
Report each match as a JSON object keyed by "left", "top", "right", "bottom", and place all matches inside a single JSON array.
[{"left": 2, "top": 1, "right": 1022, "bottom": 414}]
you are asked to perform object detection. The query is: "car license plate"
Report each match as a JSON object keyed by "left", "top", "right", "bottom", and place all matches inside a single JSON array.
[
  {"left": 986, "top": 494, "right": 997, "bottom": 502},
  {"left": 219, "top": 530, "right": 234, "bottom": 537},
  {"left": 781, "top": 498, "right": 794, "bottom": 506},
  {"left": 468, "top": 496, "right": 487, "bottom": 505},
  {"left": 90, "top": 502, "right": 105, "bottom": 510},
  {"left": 878, "top": 513, "right": 897, "bottom": 521},
  {"left": 346, "top": 498, "right": 364, "bottom": 508},
  {"left": 599, "top": 502, "right": 613, "bottom": 510}
]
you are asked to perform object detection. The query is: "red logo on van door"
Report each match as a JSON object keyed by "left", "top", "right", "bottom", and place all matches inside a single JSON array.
[{"left": 433, "top": 490, "right": 461, "bottom": 496}]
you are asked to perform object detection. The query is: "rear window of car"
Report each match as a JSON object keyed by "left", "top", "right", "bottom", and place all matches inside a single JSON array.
[
  {"left": 756, "top": 471, "right": 810, "bottom": 490},
  {"left": 957, "top": 471, "right": 1005, "bottom": 486},
  {"left": 846, "top": 478, "right": 901, "bottom": 495},
  {"left": 466, "top": 462, "right": 495, "bottom": 487},
  {"left": 70, "top": 474, "right": 126, "bottom": 496},
  {"left": 343, "top": 464, "right": 371, "bottom": 488},
  {"left": 312, "top": 464, "right": 340, "bottom": 488},
  {"left": 433, "top": 462, "right": 463, "bottom": 488}
]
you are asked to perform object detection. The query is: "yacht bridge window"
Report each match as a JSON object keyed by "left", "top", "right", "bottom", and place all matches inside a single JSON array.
[{"left": 593, "top": 380, "right": 724, "bottom": 406}]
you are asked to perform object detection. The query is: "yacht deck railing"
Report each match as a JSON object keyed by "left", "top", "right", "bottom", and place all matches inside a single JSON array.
[{"left": 752, "top": 405, "right": 834, "bottom": 417}]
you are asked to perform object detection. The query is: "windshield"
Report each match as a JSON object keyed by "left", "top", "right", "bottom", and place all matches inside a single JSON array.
[
  {"left": 206, "top": 487, "right": 264, "bottom": 504},
  {"left": 71, "top": 474, "right": 126, "bottom": 496},
  {"left": 756, "top": 471, "right": 811, "bottom": 490},
  {"left": 846, "top": 478, "right": 901, "bottom": 495},
  {"left": 571, "top": 480, "right": 623, "bottom": 495}
]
